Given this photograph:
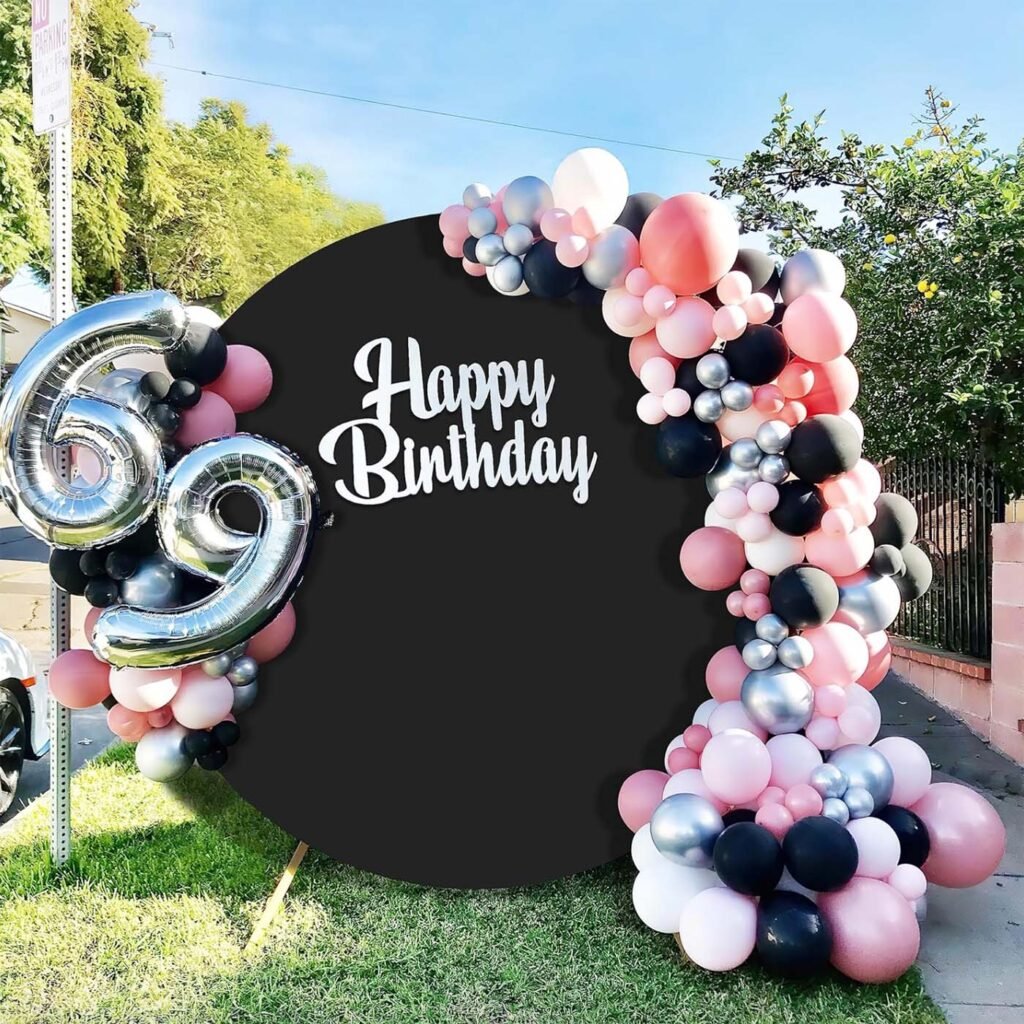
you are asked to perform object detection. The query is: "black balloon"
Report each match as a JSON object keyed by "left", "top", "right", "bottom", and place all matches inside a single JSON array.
[
  {"left": 197, "top": 746, "right": 228, "bottom": 771},
  {"left": 770, "top": 565, "right": 840, "bottom": 629},
  {"left": 462, "top": 235, "right": 480, "bottom": 264},
  {"left": 723, "top": 325, "right": 789, "bottom": 386},
  {"left": 49, "top": 548, "right": 89, "bottom": 595},
  {"left": 870, "top": 544, "right": 905, "bottom": 577},
  {"left": 148, "top": 402, "right": 181, "bottom": 436},
  {"left": 118, "top": 516, "right": 159, "bottom": 554},
  {"left": 614, "top": 192, "right": 661, "bottom": 239},
  {"left": 732, "top": 248, "right": 780, "bottom": 299},
  {"left": 184, "top": 730, "right": 215, "bottom": 759},
  {"left": 722, "top": 808, "right": 758, "bottom": 827},
  {"left": 161, "top": 440, "right": 182, "bottom": 466},
  {"left": 697, "top": 285, "right": 722, "bottom": 310},
  {"left": 139, "top": 370, "right": 170, "bottom": 401},
  {"left": 654, "top": 414, "right": 722, "bottom": 478},
  {"left": 84, "top": 576, "right": 119, "bottom": 608},
  {"left": 786, "top": 414, "right": 861, "bottom": 483},
  {"left": 522, "top": 240, "right": 581, "bottom": 299},
  {"left": 166, "top": 322, "right": 228, "bottom": 385},
  {"left": 79, "top": 548, "right": 108, "bottom": 578},
  {"left": 769, "top": 302, "right": 785, "bottom": 327},
  {"left": 895, "top": 543, "right": 933, "bottom": 601},
  {"left": 213, "top": 720, "right": 241, "bottom": 747},
  {"left": 871, "top": 493, "right": 919, "bottom": 549},
  {"left": 756, "top": 891, "right": 833, "bottom": 978},
  {"left": 674, "top": 357, "right": 704, "bottom": 399},
  {"left": 101, "top": 694, "right": 118, "bottom": 711},
  {"left": 783, "top": 816, "right": 859, "bottom": 892},
  {"left": 167, "top": 377, "right": 202, "bottom": 409},
  {"left": 105, "top": 549, "right": 138, "bottom": 581},
  {"left": 735, "top": 616, "right": 758, "bottom": 650},
  {"left": 567, "top": 278, "right": 603, "bottom": 306},
  {"left": 874, "top": 805, "right": 931, "bottom": 867},
  {"left": 713, "top": 822, "right": 784, "bottom": 896},
  {"left": 770, "top": 480, "right": 825, "bottom": 536}
]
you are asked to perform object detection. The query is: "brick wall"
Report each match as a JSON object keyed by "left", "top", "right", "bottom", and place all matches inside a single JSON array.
[{"left": 990, "top": 523, "right": 1024, "bottom": 762}]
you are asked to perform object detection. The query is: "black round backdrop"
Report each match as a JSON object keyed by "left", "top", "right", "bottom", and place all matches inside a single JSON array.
[{"left": 218, "top": 216, "right": 731, "bottom": 887}]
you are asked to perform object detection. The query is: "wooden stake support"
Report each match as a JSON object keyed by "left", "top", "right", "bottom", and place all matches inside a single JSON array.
[{"left": 244, "top": 840, "right": 308, "bottom": 954}]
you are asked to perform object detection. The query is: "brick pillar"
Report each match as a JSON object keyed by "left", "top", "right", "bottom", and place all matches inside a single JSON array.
[{"left": 991, "top": 523, "right": 1024, "bottom": 762}]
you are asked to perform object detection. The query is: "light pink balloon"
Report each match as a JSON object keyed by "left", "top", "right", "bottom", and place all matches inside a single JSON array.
[
  {"left": 805, "top": 525, "right": 874, "bottom": 576},
  {"left": 821, "top": 877, "right": 920, "bottom": 983},
  {"left": 848, "top": 817, "right": 901, "bottom": 878},
  {"left": 757, "top": 786, "right": 786, "bottom": 807},
  {"left": 628, "top": 331, "right": 679, "bottom": 378},
  {"left": 109, "top": 665, "right": 181, "bottom": 713},
  {"left": 170, "top": 668, "right": 235, "bottom": 730},
  {"left": 805, "top": 715, "right": 841, "bottom": 750},
  {"left": 679, "top": 887, "right": 757, "bottom": 971},
  {"left": 742, "top": 291, "right": 775, "bottom": 325},
  {"left": 667, "top": 746, "right": 700, "bottom": 773},
  {"left": 712, "top": 304, "right": 747, "bottom": 341},
  {"left": 714, "top": 487, "right": 748, "bottom": 519},
  {"left": 822, "top": 507, "right": 855, "bottom": 536},
  {"left": 655, "top": 296, "right": 717, "bottom": 358},
  {"left": 801, "top": 622, "right": 870, "bottom": 688},
  {"left": 888, "top": 864, "right": 927, "bottom": 902},
  {"left": 766, "top": 733, "right": 823, "bottom": 790},
  {"left": 107, "top": 704, "right": 150, "bottom": 742},
  {"left": 756, "top": 802, "right": 794, "bottom": 839},
  {"left": 737, "top": 511, "right": 773, "bottom": 543},
  {"left": 778, "top": 362, "right": 815, "bottom": 399},
  {"left": 746, "top": 481, "right": 779, "bottom": 514},
  {"left": 705, "top": 645, "right": 747, "bottom": 702},
  {"left": 176, "top": 390, "right": 237, "bottom": 450},
  {"left": 662, "top": 388, "right": 691, "bottom": 418},
  {"left": 663, "top": 767, "right": 728, "bottom": 813},
  {"left": 835, "top": 683, "right": 881, "bottom": 745},
  {"left": 438, "top": 205, "right": 470, "bottom": 240},
  {"left": 643, "top": 284, "right": 677, "bottom": 319},
  {"left": 206, "top": 345, "right": 273, "bottom": 414},
  {"left": 74, "top": 445, "right": 104, "bottom": 485},
  {"left": 742, "top": 592, "right": 771, "bottom": 620},
  {"left": 911, "top": 782, "right": 1007, "bottom": 887},
  {"left": 615, "top": 294, "right": 647, "bottom": 329},
  {"left": 625, "top": 267, "right": 654, "bottom": 296},
  {"left": 782, "top": 292, "right": 858, "bottom": 362},
  {"left": 708, "top": 700, "right": 768, "bottom": 741},
  {"left": 540, "top": 208, "right": 572, "bottom": 242},
  {"left": 555, "top": 234, "right": 589, "bottom": 268},
  {"left": 716, "top": 270, "right": 752, "bottom": 306},
  {"left": 785, "top": 783, "right": 823, "bottom": 820},
  {"left": 639, "top": 356, "right": 676, "bottom": 396},
  {"left": 679, "top": 526, "right": 746, "bottom": 591},
  {"left": 637, "top": 393, "right": 668, "bottom": 425},
  {"left": 815, "top": 684, "right": 848, "bottom": 718},
  {"left": 442, "top": 236, "right": 463, "bottom": 258},
  {"left": 873, "top": 736, "right": 932, "bottom": 807},
  {"left": 618, "top": 769, "right": 671, "bottom": 831},
  {"left": 246, "top": 602, "right": 296, "bottom": 663},
  {"left": 49, "top": 648, "right": 111, "bottom": 709},
  {"left": 701, "top": 729, "right": 772, "bottom": 805},
  {"left": 837, "top": 706, "right": 875, "bottom": 745}
]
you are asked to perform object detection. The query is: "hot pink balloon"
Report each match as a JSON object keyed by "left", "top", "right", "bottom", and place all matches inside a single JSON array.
[
  {"left": 801, "top": 623, "right": 869, "bottom": 688},
  {"left": 170, "top": 667, "right": 234, "bottom": 730},
  {"left": 49, "top": 648, "right": 111, "bottom": 709},
  {"left": 679, "top": 527, "right": 746, "bottom": 591},
  {"left": 246, "top": 602, "right": 296, "bottom": 663},
  {"left": 206, "top": 345, "right": 273, "bottom": 414},
  {"left": 708, "top": 700, "right": 768, "bottom": 741},
  {"left": 109, "top": 665, "right": 181, "bottom": 713},
  {"left": 176, "top": 390, "right": 237, "bottom": 449},
  {"left": 667, "top": 746, "right": 700, "bottom": 773},
  {"left": 911, "top": 782, "right": 1006, "bottom": 887},
  {"left": 655, "top": 296, "right": 717, "bottom": 358},
  {"left": 107, "top": 704, "right": 150, "bottom": 742},
  {"left": 802, "top": 356, "right": 860, "bottom": 416},
  {"left": 782, "top": 292, "right": 858, "bottom": 362},
  {"left": 663, "top": 767, "right": 728, "bottom": 813},
  {"left": 678, "top": 887, "right": 757, "bottom": 971},
  {"left": 705, "top": 645, "right": 747, "bottom": 702},
  {"left": 617, "top": 769, "right": 670, "bottom": 832},
  {"left": 805, "top": 525, "right": 874, "bottom": 576},
  {"left": 873, "top": 736, "right": 931, "bottom": 808},
  {"left": 766, "top": 733, "right": 823, "bottom": 790},
  {"left": 701, "top": 729, "right": 772, "bottom": 805},
  {"left": 628, "top": 331, "right": 679, "bottom": 378},
  {"left": 784, "top": 783, "right": 823, "bottom": 820}
]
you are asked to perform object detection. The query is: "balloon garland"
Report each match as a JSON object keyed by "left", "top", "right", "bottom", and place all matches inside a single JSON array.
[
  {"left": 0, "top": 292, "right": 315, "bottom": 778},
  {"left": 439, "top": 149, "right": 1007, "bottom": 984}
]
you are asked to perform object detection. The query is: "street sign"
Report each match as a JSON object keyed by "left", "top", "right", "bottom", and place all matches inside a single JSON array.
[{"left": 31, "top": 0, "right": 71, "bottom": 136}]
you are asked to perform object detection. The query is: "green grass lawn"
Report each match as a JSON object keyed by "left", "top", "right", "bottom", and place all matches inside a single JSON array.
[{"left": 0, "top": 745, "right": 943, "bottom": 1024}]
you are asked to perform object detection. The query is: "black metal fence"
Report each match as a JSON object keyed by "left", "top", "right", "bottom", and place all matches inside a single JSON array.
[{"left": 880, "top": 454, "right": 1006, "bottom": 660}]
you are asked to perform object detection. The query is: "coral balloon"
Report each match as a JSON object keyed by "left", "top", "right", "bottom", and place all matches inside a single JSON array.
[
  {"left": 246, "top": 602, "right": 296, "bottom": 663},
  {"left": 701, "top": 729, "right": 772, "bottom": 805},
  {"left": 857, "top": 630, "right": 892, "bottom": 691},
  {"left": 679, "top": 887, "right": 757, "bottom": 971},
  {"left": 679, "top": 527, "right": 746, "bottom": 590},
  {"left": 49, "top": 648, "right": 111, "bottom": 709},
  {"left": 801, "top": 623, "right": 869, "bottom": 688},
  {"left": 628, "top": 331, "right": 679, "bottom": 378},
  {"left": 107, "top": 704, "right": 150, "bottom": 742},
  {"left": 206, "top": 345, "right": 273, "bottom": 414},
  {"left": 618, "top": 769, "right": 671, "bottom": 832},
  {"left": 801, "top": 356, "right": 860, "bottom": 416},
  {"left": 705, "top": 645, "right": 747, "bottom": 702},
  {"left": 782, "top": 292, "right": 858, "bottom": 362}
]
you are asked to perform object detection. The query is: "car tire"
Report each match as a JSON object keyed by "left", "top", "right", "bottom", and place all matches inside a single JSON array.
[{"left": 0, "top": 687, "right": 26, "bottom": 816}]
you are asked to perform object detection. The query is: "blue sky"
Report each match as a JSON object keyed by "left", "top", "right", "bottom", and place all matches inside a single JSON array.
[{"left": 135, "top": 1, "right": 1023, "bottom": 223}]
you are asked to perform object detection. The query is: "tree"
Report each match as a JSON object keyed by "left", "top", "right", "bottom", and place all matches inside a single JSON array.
[{"left": 710, "top": 89, "right": 1024, "bottom": 494}]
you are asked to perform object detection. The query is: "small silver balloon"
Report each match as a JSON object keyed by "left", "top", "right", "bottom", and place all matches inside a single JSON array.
[
  {"left": 730, "top": 437, "right": 762, "bottom": 471},
  {"left": 87, "top": 367, "right": 156, "bottom": 417},
  {"left": 843, "top": 786, "right": 875, "bottom": 819},
  {"left": 502, "top": 175, "right": 553, "bottom": 229},
  {"left": 914, "top": 893, "right": 928, "bottom": 923},
  {"left": 119, "top": 552, "right": 183, "bottom": 610},
  {"left": 502, "top": 223, "right": 535, "bottom": 257},
  {"left": 705, "top": 448, "right": 761, "bottom": 498},
  {"left": 231, "top": 678, "right": 259, "bottom": 715},
  {"left": 742, "top": 637, "right": 778, "bottom": 671},
  {"left": 462, "top": 183, "right": 492, "bottom": 210},
  {"left": 809, "top": 763, "right": 848, "bottom": 799},
  {"left": 754, "top": 613, "right": 789, "bottom": 645},
  {"left": 821, "top": 797, "right": 851, "bottom": 825},
  {"left": 720, "top": 380, "right": 753, "bottom": 412},
  {"left": 741, "top": 663, "right": 815, "bottom": 734},
  {"left": 758, "top": 454, "right": 790, "bottom": 484},
  {"left": 490, "top": 254, "right": 525, "bottom": 294},
  {"left": 776, "top": 634, "right": 814, "bottom": 669},
  {"left": 648, "top": 793, "right": 724, "bottom": 868},
  {"left": 202, "top": 653, "right": 232, "bottom": 677},
  {"left": 693, "top": 389, "right": 725, "bottom": 423},
  {"left": 227, "top": 655, "right": 259, "bottom": 686},
  {"left": 828, "top": 744, "right": 894, "bottom": 809},
  {"left": 780, "top": 248, "right": 847, "bottom": 304},
  {"left": 135, "top": 722, "right": 192, "bottom": 782},
  {"left": 837, "top": 570, "right": 902, "bottom": 633},
  {"left": 475, "top": 233, "right": 506, "bottom": 267},
  {"left": 467, "top": 205, "right": 498, "bottom": 239},
  {"left": 582, "top": 224, "right": 639, "bottom": 290},
  {"left": 696, "top": 353, "right": 731, "bottom": 390},
  {"left": 755, "top": 419, "right": 792, "bottom": 455}
]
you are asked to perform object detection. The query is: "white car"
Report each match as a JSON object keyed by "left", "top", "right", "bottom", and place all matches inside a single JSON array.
[{"left": 0, "top": 629, "right": 49, "bottom": 815}]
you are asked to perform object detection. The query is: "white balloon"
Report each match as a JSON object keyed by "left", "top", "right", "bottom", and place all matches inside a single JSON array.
[
  {"left": 664, "top": 733, "right": 688, "bottom": 772},
  {"left": 632, "top": 860, "right": 720, "bottom": 933},
  {"left": 692, "top": 697, "right": 718, "bottom": 728},
  {"left": 717, "top": 404, "right": 774, "bottom": 442},
  {"left": 552, "top": 148, "right": 629, "bottom": 233},
  {"left": 744, "top": 528, "right": 805, "bottom": 575},
  {"left": 602, "top": 286, "right": 654, "bottom": 337},
  {"left": 631, "top": 823, "right": 663, "bottom": 872}
]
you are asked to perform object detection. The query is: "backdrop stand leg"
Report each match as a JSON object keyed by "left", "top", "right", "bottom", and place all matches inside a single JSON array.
[{"left": 244, "top": 840, "right": 309, "bottom": 954}]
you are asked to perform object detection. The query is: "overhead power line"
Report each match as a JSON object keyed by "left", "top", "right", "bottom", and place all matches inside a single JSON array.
[{"left": 150, "top": 62, "right": 741, "bottom": 163}]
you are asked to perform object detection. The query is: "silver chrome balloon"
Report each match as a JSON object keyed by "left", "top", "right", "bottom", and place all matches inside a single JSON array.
[
  {"left": 648, "top": 793, "right": 724, "bottom": 869},
  {"left": 705, "top": 447, "right": 761, "bottom": 498},
  {"left": 502, "top": 175, "right": 553, "bottom": 229},
  {"left": 821, "top": 797, "right": 851, "bottom": 825},
  {"left": 914, "top": 893, "right": 928, "bottom": 923},
  {"left": 780, "top": 249, "right": 847, "bottom": 304},
  {"left": 695, "top": 353, "right": 731, "bottom": 390},
  {"left": 135, "top": 722, "right": 192, "bottom": 782},
  {"left": 730, "top": 438, "right": 762, "bottom": 471},
  {"left": 758, "top": 454, "right": 790, "bottom": 484},
  {"left": 491, "top": 254, "right": 525, "bottom": 294},
  {"left": 693, "top": 389, "right": 725, "bottom": 423},
  {"left": 837, "top": 570, "right": 902, "bottom": 633},
  {"left": 755, "top": 613, "right": 789, "bottom": 645},
  {"left": 843, "top": 786, "right": 875, "bottom": 819},
  {"left": 85, "top": 367, "right": 157, "bottom": 418},
  {"left": 227, "top": 655, "right": 259, "bottom": 686},
  {"left": 0, "top": 291, "right": 187, "bottom": 548},
  {"left": 502, "top": 223, "right": 535, "bottom": 257},
  {"left": 742, "top": 638, "right": 778, "bottom": 671},
  {"left": 119, "top": 552, "right": 183, "bottom": 610},
  {"left": 467, "top": 205, "right": 498, "bottom": 239},
  {"left": 202, "top": 653, "right": 233, "bottom": 677},
  {"left": 809, "top": 763, "right": 848, "bottom": 799},
  {"left": 720, "top": 380, "right": 753, "bottom": 412},
  {"left": 93, "top": 434, "right": 318, "bottom": 668},
  {"left": 755, "top": 420, "right": 792, "bottom": 455},
  {"left": 741, "top": 663, "right": 815, "bottom": 734},
  {"left": 231, "top": 678, "right": 259, "bottom": 715},
  {"left": 776, "top": 635, "right": 814, "bottom": 669},
  {"left": 475, "top": 233, "right": 506, "bottom": 267},
  {"left": 462, "top": 183, "right": 492, "bottom": 209},
  {"left": 827, "top": 744, "right": 894, "bottom": 810},
  {"left": 582, "top": 224, "right": 639, "bottom": 290}
]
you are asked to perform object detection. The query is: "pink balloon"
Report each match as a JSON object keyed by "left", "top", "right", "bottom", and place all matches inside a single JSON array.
[
  {"left": 742, "top": 291, "right": 775, "bottom": 324},
  {"left": 176, "top": 390, "right": 237, "bottom": 450},
  {"left": 725, "top": 590, "right": 745, "bottom": 617},
  {"left": 888, "top": 864, "right": 927, "bottom": 902},
  {"left": 755, "top": 802, "right": 794, "bottom": 839},
  {"left": 805, "top": 525, "right": 874, "bottom": 576},
  {"left": 708, "top": 700, "right": 768, "bottom": 741},
  {"left": 640, "top": 193, "right": 739, "bottom": 296},
  {"left": 462, "top": 258, "right": 486, "bottom": 278},
  {"left": 742, "top": 592, "right": 771, "bottom": 620},
  {"left": 439, "top": 205, "right": 470, "bottom": 240},
  {"left": 617, "top": 769, "right": 671, "bottom": 832},
  {"left": 802, "top": 356, "right": 860, "bottom": 416},
  {"left": 821, "top": 877, "right": 920, "bottom": 983},
  {"left": 74, "top": 445, "right": 104, "bottom": 485},
  {"left": 678, "top": 887, "right": 757, "bottom": 971},
  {"left": 815, "top": 684, "right": 848, "bottom": 718},
  {"left": 737, "top": 511, "right": 773, "bottom": 543},
  {"left": 701, "top": 729, "right": 772, "bottom": 805},
  {"left": 107, "top": 704, "right": 150, "bottom": 742},
  {"left": 766, "top": 733, "right": 823, "bottom": 790},
  {"left": 667, "top": 746, "right": 700, "bottom": 773},
  {"left": 147, "top": 706, "right": 174, "bottom": 729},
  {"left": 637, "top": 394, "right": 667, "bottom": 425},
  {"left": 712, "top": 304, "right": 747, "bottom": 341},
  {"left": 109, "top": 665, "right": 181, "bottom": 713},
  {"left": 778, "top": 361, "right": 814, "bottom": 399},
  {"left": 805, "top": 715, "right": 841, "bottom": 750},
  {"left": 717, "top": 270, "right": 752, "bottom": 306},
  {"left": 442, "top": 236, "right": 463, "bottom": 258},
  {"left": 857, "top": 630, "right": 892, "bottom": 690},
  {"left": 663, "top": 767, "right": 728, "bottom": 813},
  {"left": 555, "top": 234, "right": 589, "bottom": 268},
  {"left": 679, "top": 527, "right": 746, "bottom": 591},
  {"left": 639, "top": 355, "right": 676, "bottom": 396},
  {"left": 849, "top": 459, "right": 882, "bottom": 503},
  {"left": 705, "top": 645, "right": 747, "bottom": 702},
  {"left": 873, "top": 736, "right": 932, "bottom": 808},
  {"left": 785, "top": 783, "right": 823, "bottom": 820},
  {"left": 628, "top": 331, "right": 679, "bottom": 378},
  {"left": 746, "top": 481, "right": 779, "bottom": 514},
  {"left": 753, "top": 384, "right": 785, "bottom": 414},
  {"left": 540, "top": 208, "right": 572, "bottom": 242},
  {"left": 170, "top": 667, "right": 234, "bottom": 730},
  {"left": 655, "top": 296, "right": 717, "bottom": 358},
  {"left": 801, "top": 623, "right": 869, "bottom": 688},
  {"left": 246, "top": 602, "right": 296, "bottom": 663},
  {"left": 782, "top": 292, "right": 858, "bottom": 362},
  {"left": 662, "top": 389, "right": 692, "bottom": 418},
  {"left": 757, "top": 785, "right": 786, "bottom": 807},
  {"left": 837, "top": 706, "right": 875, "bottom": 745},
  {"left": 848, "top": 817, "right": 901, "bottom": 878},
  {"left": 625, "top": 267, "right": 654, "bottom": 296},
  {"left": 822, "top": 507, "right": 855, "bottom": 536},
  {"left": 911, "top": 782, "right": 1007, "bottom": 887},
  {"left": 49, "top": 648, "right": 111, "bottom": 710},
  {"left": 643, "top": 284, "right": 677, "bottom": 319},
  {"left": 206, "top": 345, "right": 273, "bottom": 414},
  {"left": 740, "top": 569, "right": 770, "bottom": 595},
  {"left": 615, "top": 294, "right": 647, "bottom": 329},
  {"left": 683, "top": 724, "right": 712, "bottom": 754},
  {"left": 83, "top": 605, "right": 102, "bottom": 640}
]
